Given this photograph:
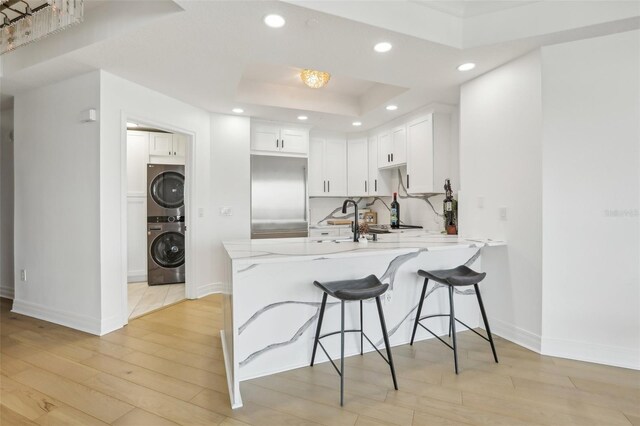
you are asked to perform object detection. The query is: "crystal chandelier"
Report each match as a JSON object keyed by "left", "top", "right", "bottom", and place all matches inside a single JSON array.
[
  {"left": 300, "top": 69, "right": 331, "bottom": 89},
  {"left": 0, "top": 0, "right": 83, "bottom": 55}
]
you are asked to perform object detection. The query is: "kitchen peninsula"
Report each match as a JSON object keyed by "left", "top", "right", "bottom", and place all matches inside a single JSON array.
[{"left": 221, "top": 232, "right": 504, "bottom": 408}]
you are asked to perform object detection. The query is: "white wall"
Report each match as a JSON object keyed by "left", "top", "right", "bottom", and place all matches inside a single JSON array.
[
  {"left": 210, "top": 114, "right": 251, "bottom": 284},
  {"left": 1, "top": 106, "right": 14, "bottom": 299},
  {"left": 459, "top": 51, "right": 543, "bottom": 351},
  {"left": 100, "top": 71, "right": 213, "bottom": 332},
  {"left": 13, "top": 71, "right": 103, "bottom": 333},
  {"left": 541, "top": 30, "right": 640, "bottom": 369}
]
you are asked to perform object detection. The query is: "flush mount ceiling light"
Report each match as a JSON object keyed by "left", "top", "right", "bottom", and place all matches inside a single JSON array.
[
  {"left": 457, "top": 62, "right": 476, "bottom": 71},
  {"left": 352, "top": 121, "right": 362, "bottom": 127},
  {"left": 126, "top": 122, "right": 139, "bottom": 128},
  {"left": 374, "top": 42, "right": 392, "bottom": 53},
  {"left": 264, "top": 14, "right": 285, "bottom": 28},
  {"left": 0, "top": 0, "right": 84, "bottom": 55},
  {"left": 300, "top": 69, "right": 331, "bottom": 89},
  {"left": 232, "top": 108, "right": 244, "bottom": 113},
  {"left": 297, "top": 115, "right": 308, "bottom": 121},
  {"left": 386, "top": 105, "right": 398, "bottom": 111}
]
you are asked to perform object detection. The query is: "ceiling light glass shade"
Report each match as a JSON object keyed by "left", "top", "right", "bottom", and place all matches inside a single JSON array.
[
  {"left": 232, "top": 108, "right": 244, "bottom": 113},
  {"left": 297, "top": 115, "right": 308, "bottom": 120},
  {"left": 386, "top": 105, "right": 398, "bottom": 111},
  {"left": 352, "top": 121, "right": 362, "bottom": 126},
  {"left": 1, "top": 0, "right": 84, "bottom": 55},
  {"left": 300, "top": 69, "right": 331, "bottom": 89}
]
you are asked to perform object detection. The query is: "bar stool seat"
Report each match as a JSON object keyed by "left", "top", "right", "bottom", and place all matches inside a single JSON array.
[
  {"left": 411, "top": 265, "right": 498, "bottom": 374},
  {"left": 311, "top": 275, "right": 398, "bottom": 406},
  {"left": 314, "top": 275, "right": 388, "bottom": 301},
  {"left": 418, "top": 265, "right": 486, "bottom": 287}
]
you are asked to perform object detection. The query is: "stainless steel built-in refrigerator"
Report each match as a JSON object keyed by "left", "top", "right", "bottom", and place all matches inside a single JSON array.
[{"left": 251, "top": 155, "right": 309, "bottom": 239}]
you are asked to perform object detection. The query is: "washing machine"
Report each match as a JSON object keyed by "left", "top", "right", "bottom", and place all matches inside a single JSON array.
[
  {"left": 147, "top": 220, "right": 186, "bottom": 285},
  {"left": 147, "top": 164, "right": 185, "bottom": 219}
]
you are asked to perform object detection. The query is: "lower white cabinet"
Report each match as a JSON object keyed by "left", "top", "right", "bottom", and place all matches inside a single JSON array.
[
  {"left": 309, "top": 137, "right": 347, "bottom": 197},
  {"left": 405, "top": 113, "right": 451, "bottom": 194}
]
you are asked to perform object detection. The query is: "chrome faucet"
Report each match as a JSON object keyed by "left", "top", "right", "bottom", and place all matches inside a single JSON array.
[{"left": 342, "top": 199, "right": 359, "bottom": 242}]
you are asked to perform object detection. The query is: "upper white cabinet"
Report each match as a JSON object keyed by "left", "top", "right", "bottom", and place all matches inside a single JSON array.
[
  {"left": 377, "top": 126, "right": 407, "bottom": 168},
  {"left": 149, "top": 132, "right": 185, "bottom": 164},
  {"left": 309, "top": 137, "right": 347, "bottom": 197},
  {"left": 127, "top": 131, "right": 150, "bottom": 194},
  {"left": 368, "top": 136, "right": 391, "bottom": 196},
  {"left": 347, "top": 138, "right": 369, "bottom": 196},
  {"left": 251, "top": 120, "right": 309, "bottom": 156},
  {"left": 405, "top": 113, "right": 451, "bottom": 194}
]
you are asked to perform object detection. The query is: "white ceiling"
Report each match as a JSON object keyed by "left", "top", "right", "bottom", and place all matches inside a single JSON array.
[
  {"left": 412, "top": 1, "right": 538, "bottom": 18},
  {"left": 1, "top": 0, "right": 638, "bottom": 132}
]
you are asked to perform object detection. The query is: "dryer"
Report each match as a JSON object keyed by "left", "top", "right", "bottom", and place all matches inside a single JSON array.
[
  {"left": 147, "top": 220, "right": 185, "bottom": 285},
  {"left": 147, "top": 164, "right": 185, "bottom": 219}
]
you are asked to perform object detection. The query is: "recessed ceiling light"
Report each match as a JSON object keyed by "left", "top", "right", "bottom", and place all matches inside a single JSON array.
[
  {"left": 457, "top": 62, "right": 476, "bottom": 71},
  {"left": 297, "top": 115, "right": 308, "bottom": 121},
  {"left": 374, "top": 42, "right": 392, "bottom": 53},
  {"left": 352, "top": 121, "right": 362, "bottom": 127},
  {"left": 232, "top": 108, "right": 244, "bottom": 114},
  {"left": 385, "top": 105, "right": 398, "bottom": 111},
  {"left": 126, "top": 122, "right": 138, "bottom": 127},
  {"left": 264, "top": 14, "right": 285, "bottom": 28}
]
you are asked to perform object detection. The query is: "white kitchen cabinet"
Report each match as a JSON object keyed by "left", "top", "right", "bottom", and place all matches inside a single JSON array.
[
  {"left": 347, "top": 138, "right": 369, "bottom": 196},
  {"left": 308, "top": 137, "right": 347, "bottom": 197},
  {"left": 251, "top": 120, "right": 309, "bottom": 156},
  {"left": 149, "top": 132, "right": 185, "bottom": 165},
  {"left": 377, "top": 126, "right": 406, "bottom": 168},
  {"left": 368, "top": 136, "right": 391, "bottom": 196},
  {"left": 405, "top": 113, "right": 451, "bottom": 194}
]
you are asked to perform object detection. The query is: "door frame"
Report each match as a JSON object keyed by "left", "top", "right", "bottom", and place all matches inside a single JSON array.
[{"left": 119, "top": 111, "right": 197, "bottom": 326}]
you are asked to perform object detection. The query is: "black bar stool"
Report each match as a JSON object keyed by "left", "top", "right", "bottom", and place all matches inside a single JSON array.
[
  {"left": 410, "top": 265, "right": 498, "bottom": 374},
  {"left": 310, "top": 275, "right": 398, "bottom": 406}
]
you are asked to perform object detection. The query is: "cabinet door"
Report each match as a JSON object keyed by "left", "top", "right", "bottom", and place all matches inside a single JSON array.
[
  {"left": 149, "top": 133, "right": 173, "bottom": 156},
  {"left": 406, "top": 115, "right": 434, "bottom": 194},
  {"left": 324, "top": 138, "right": 347, "bottom": 196},
  {"left": 173, "top": 134, "right": 187, "bottom": 158},
  {"left": 377, "top": 132, "right": 392, "bottom": 168},
  {"left": 126, "top": 131, "right": 149, "bottom": 195},
  {"left": 280, "top": 127, "right": 309, "bottom": 155},
  {"left": 251, "top": 123, "right": 280, "bottom": 152},
  {"left": 391, "top": 125, "right": 407, "bottom": 165},
  {"left": 308, "top": 138, "right": 325, "bottom": 197},
  {"left": 368, "top": 136, "right": 391, "bottom": 196},
  {"left": 347, "top": 138, "right": 369, "bottom": 196}
]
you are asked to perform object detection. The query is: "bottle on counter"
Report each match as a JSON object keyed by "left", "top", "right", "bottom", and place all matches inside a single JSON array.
[
  {"left": 443, "top": 179, "right": 458, "bottom": 235},
  {"left": 390, "top": 192, "right": 400, "bottom": 229}
]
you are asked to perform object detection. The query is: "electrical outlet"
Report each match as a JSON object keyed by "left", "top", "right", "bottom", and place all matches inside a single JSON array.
[
  {"left": 198, "top": 207, "right": 204, "bottom": 218},
  {"left": 20, "top": 269, "right": 27, "bottom": 282},
  {"left": 220, "top": 207, "right": 232, "bottom": 216},
  {"left": 477, "top": 196, "right": 485, "bottom": 209},
  {"left": 384, "top": 291, "right": 393, "bottom": 304}
]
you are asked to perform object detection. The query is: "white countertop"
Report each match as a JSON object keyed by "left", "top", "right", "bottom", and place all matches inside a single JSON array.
[{"left": 223, "top": 232, "right": 505, "bottom": 264}]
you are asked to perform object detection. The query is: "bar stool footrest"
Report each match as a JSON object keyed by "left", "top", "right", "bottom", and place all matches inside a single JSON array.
[{"left": 415, "top": 315, "right": 493, "bottom": 351}]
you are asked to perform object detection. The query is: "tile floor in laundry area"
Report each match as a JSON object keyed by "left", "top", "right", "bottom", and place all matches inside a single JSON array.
[{"left": 127, "top": 282, "right": 185, "bottom": 319}]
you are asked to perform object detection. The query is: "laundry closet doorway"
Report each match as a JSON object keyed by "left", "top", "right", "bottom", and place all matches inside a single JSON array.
[{"left": 124, "top": 120, "right": 191, "bottom": 320}]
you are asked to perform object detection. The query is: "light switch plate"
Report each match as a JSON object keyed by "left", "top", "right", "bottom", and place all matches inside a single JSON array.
[
  {"left": 220, "top": 207, "right": 232, "bottom": 216},
  {"left": 477, "top": 196, "right": 485, "bottom": 208},
  {"left": 499, "top": 206, "right": 508, "bottom": 220}
]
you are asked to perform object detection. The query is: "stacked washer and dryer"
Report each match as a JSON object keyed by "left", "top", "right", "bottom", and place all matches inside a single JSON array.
[{"left": 147, "top": 164, "right": 186, "bottom": 285}]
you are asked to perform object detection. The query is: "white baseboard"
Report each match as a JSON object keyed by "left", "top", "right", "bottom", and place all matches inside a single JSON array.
[
  {"left": 487, "top": 316, "right": 542, "bottom": 353},
  {"left": 0, "top": 284, "right": 14, "bottom": 300},
  {"left": 542, "top": 336, "right": 640, "bottom": 371},
  {"left": 100, "top": 314, "right": 125, "bottom": 336},
  {"left": 12, "top": 298, "right": 101, "bottom": 335},
  {"left": 127, "top": 274, "right": 147, "bottom": 283},
  {"left": 196, "top": 282, "right": 224, "bottom": 298}
]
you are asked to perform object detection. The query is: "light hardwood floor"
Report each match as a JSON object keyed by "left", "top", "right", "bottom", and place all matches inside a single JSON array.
[{"left": 1, "top": 295, "right": 639, "bottom": 426}]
